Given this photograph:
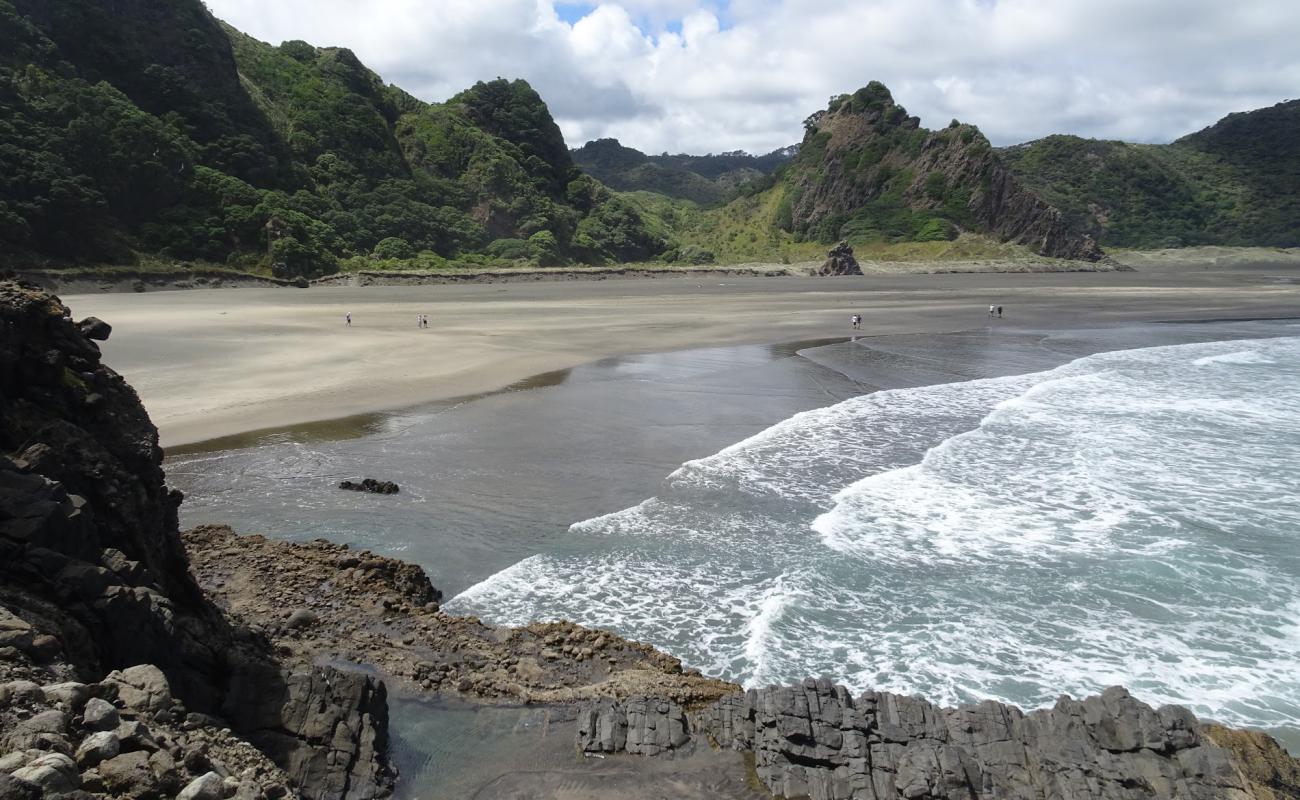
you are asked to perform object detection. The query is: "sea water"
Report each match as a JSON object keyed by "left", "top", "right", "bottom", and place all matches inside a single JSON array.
[{"left": 451, "top": 336, "right": 1300, "bottom": 741}]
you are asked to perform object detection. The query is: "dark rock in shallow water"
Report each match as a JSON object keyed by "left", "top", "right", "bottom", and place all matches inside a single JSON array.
[
  {"left": 584, "top": 681, "right": 1261, "bottom": 800},
  {"left": 339, "top": 478, "right": 400, "bottom": 495},
  {"left": 812, "top": 241, "right": 863, "bottom": 276}
]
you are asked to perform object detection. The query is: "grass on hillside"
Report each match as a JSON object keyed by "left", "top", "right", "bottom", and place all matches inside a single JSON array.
[{"left": 623, "top": 187, "right": 1038, "bottom": 265}]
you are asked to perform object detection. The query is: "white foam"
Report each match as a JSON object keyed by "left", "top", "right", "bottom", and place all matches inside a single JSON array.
[{"left": 1193, "top": 349, "right": 1275, "bottom": 366}]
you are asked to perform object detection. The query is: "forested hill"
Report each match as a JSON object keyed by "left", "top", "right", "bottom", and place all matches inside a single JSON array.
[
  {"left": 999, "top": 100, "right": 1300, "bottom": 248},
  {"left": 571, "top": 139, "right": 797, "bottom": 206},
  {"left": 770, "top": 83, "right": 1102, "bottom": 260},
  {"left": 0, "top": 0, "right": 665, "bottom": 274}
]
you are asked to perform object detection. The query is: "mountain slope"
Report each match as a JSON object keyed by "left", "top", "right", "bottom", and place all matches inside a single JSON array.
[
  {"left": 1000, "top": 100, "right": 1300, "bottom": 248},
  {"left": 0, "top": 0, "right": 665, "bottom": 272},
  {"left": 572, "top": 139, "right": 796, "bottom": 206},
  {"left": 777, "top": 83, "right": 1101, "bottom": 260}
]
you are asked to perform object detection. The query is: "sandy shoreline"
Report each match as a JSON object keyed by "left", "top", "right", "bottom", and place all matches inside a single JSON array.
[{"left": 64, "top": 267, "right": 1300, "bottom": 448}]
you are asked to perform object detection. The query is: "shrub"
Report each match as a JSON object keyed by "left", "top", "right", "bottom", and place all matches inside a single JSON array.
[{"left": 372, "top": 237, "right": 414, "bottom": 259}]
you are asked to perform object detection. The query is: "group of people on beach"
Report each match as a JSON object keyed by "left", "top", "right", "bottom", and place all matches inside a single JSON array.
[
  {"left": 988, "top": 305, "right": 1004, "bottom": 317},
  {"left": 342, "top": 312, "right": 431, "bottom": 328}
]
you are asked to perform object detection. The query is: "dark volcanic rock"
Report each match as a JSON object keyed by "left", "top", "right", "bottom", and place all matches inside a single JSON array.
[
  {"left": 584, "top": 681, "right": 1278, "bottom": 800},
  {"left": 339, "top": 478, "right": 399, "bottom": 495},
  {"left": 224, "top": 665, "right": 391, "bottom": 800},
  {"left": 0, "top": 281, "right": 394, "bottom": 799},
  {"left": 76, "top": 317, "right": 112, "bottom": 341},
  {"left": 813, "top": 241, "right": 863, "bottom": 276}
]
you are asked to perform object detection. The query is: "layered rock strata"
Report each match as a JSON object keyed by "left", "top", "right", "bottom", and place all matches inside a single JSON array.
[{"left": 581, "top": 680, "right": 1289, "bottom": 800}]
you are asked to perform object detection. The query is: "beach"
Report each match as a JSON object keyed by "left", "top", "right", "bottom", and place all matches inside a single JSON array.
[
  {"left": 53, "top": 264, "right": 1300, "bottom": 795},
  {"left": 65, "top": 266, "right": 1300, "bottom": 448}
]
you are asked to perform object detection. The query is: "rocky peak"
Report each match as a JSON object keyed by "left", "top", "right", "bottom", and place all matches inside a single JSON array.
[{"left": 784, "top": 81, "right": 1102, "bottom": 261}]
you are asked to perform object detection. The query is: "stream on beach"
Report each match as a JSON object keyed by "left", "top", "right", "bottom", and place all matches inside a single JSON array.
[{"left": 165, "top": 320, "right": 1300, "bottom": 792}]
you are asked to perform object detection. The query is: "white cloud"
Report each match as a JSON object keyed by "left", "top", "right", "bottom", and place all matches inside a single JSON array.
[{"left": 203, "top": 0, "right": 1300, "bottom": 154}]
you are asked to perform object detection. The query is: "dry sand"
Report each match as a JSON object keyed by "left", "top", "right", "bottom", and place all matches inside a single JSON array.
[{"left": 63, "top": 267, "right": 1299, "bottom": 448}]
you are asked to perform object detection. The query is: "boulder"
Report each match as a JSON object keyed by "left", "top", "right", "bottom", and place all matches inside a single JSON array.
[
  {"left": 0, "top": 773, "right": 40, "bottom": 800},
  {"left": 75, "top": 731, "right": 121, "bottom": 767},
  {"left": 82, "top": 697, "right": 120, "bottom": 731},
  {"left": 812, "top": 241, "right": 863, "bottom": 276},
  {"left": 0, "top": 681, "right": 43, "bottom": 707},
  {"left": 102, "top": 664, "right": 172, "bottom": 712},
  {"left": 41, "top": 682, "right": 89, "bottom": 710},
  {"left": 76, "top": 317, "right": 112, "bottom": 341},
  {"left": 177, "top": 771, "right": 225, "bottom": 800},
  {"left": 10, "top": 752, "right": 78, "bottom": 793},
  {"left": 97, "top": 751, "right": 153, "bottom": 796},
  {"left": 338, "top": 478, "right": 400, "bottom": 495}
]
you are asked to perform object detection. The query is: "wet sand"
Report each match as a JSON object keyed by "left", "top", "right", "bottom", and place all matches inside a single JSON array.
[{"left": 63, "top": 267, "right": 1300, "bottom": 448}]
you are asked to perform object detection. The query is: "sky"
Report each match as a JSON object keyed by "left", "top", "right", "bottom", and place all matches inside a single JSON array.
[{"left": 203, "top": 0, "right": 1300, "bottom": 156}]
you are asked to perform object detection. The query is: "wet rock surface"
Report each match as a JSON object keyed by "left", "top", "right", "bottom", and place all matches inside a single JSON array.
[
  {"left": 337, "top": 479, "right": 399, "bottom": 495},
  {"left": 182, "top": 525, "right": 736, "bottom": 708}
]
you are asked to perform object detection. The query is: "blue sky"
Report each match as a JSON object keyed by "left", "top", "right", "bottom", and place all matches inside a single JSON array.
[{"left": 204, "top": 0, "right": 1300, "bottom": 155}]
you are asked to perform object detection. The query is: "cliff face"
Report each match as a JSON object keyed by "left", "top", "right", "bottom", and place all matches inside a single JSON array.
[
  {"left": 583, "top": 681, "right": 1300, "bottom": 800},
  {"left": 783, "top": 83, "right": 1102, "bottom": 260},
  {"left": 0, "top": 281, "right": 393, "bottom": 799}
]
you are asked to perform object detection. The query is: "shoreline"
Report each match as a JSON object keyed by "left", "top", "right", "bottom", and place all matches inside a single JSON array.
[
  {"left": 63, "top": 266, "right": 1300, "bottom": 448},
  {"left": 17, "top": 245, "right": 1300, "bottom": 296}
]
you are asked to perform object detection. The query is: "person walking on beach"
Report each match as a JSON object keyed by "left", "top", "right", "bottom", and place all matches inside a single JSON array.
[
  {"left": 988, "top": 305, "right": 996, "bottom": 317},
  {"left": 996, "top": 305, "right": 1003, "bottom": 318},
  {"left": 346, "top": 312, "right": 351, "bottom": 327}
]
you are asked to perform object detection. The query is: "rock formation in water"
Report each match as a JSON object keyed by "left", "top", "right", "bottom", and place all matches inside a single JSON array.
[
  {"left": 338, "top": 479, "right": 400, "bottom": 495},
  {"left": 813, "top": 241, "right": 864, "bottom": 276},
  {"left": 0, "top": 281, "right": 393, "bottom": 798}
]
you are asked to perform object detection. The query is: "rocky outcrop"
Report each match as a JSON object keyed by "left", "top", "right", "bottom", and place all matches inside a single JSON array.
[
  {"left": 577, "top": 697, "right": 690, "bottom": 756},
  {"left": 813, "top": 241, "right": 863, "bottom": 276},
  {"left": 181, "top": 524, "right": 736, "bottom": 707},
  {"left": 581, "top": 680, "right": 1299, "bottom": 800},
  {"left": 0, "top": 281, "right": 394, "bottom": 798},
  {"left": 338, "top": 479, "right": 399, "bottom": 495},
  {"left": 785, "top": 82, "right": 1102, "bottom": 261}
]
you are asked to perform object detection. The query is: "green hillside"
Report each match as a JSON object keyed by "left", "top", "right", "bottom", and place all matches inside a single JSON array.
[
  {"left": 571, "top": 139, "right": 796, "bottom": 206},
  {"left": 1000, "top": 100, "right": 1300, "bottom": 248},
  {"left": 627, "top": 83, "right": 1102, "bottom": 264},
  {"left": 0, "top": 0, "right": 665, "bottom": 274}
]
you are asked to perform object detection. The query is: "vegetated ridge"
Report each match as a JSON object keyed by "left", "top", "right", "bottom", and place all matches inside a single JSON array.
[
  {"left": 0, "top": 0, "right": 664, "bottom": 276},
  {"left": 621, "top": 82, "right": 1108, "bottom": 266},
  {"left": 571, "top": 138, "right": 797, "bottom": 206},
  {"left": 1000, "top": 99, "right": 1300, "bottom": 248}
]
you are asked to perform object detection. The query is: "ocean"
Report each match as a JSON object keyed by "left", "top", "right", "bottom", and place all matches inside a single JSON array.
[
  {"left": 167, "top": 323, "right": 1300, "bottom": 750},
  {"left": 450, "top": 334, "right": 1300, "bottom": 742}
]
